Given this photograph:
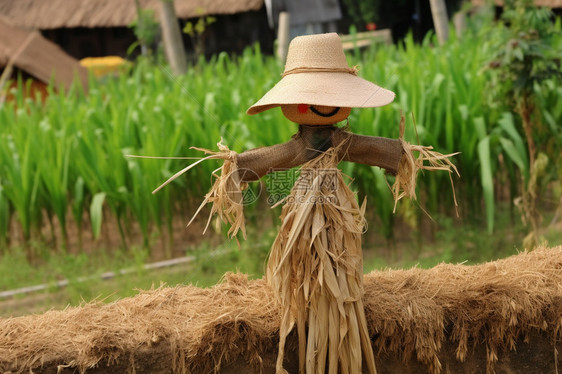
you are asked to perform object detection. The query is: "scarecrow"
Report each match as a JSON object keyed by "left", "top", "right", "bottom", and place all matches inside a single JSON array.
[{"left": 155, "top": 33, "right": 456, "bottom": 374}]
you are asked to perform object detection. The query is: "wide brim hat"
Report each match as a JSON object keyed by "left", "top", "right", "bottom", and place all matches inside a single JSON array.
[{"left": 247, "top": 32, "right": 395, "bottom": 115}]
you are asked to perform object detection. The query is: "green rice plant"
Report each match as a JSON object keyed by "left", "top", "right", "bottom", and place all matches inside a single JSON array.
[
  {"left": 484, "top": 2, "right": 561, "bottom": 239},
  {"left": 0, "top": 184, "right": 9, "bottom": 249},
  {"left": 0, "top": 81, "right": 45, "bottom": 242},
  {"left": 35, "top": 85, "right": 77, "bottom": 248},
  {"left": 0, "top": 19, "right": 559, "bottom": 253}
]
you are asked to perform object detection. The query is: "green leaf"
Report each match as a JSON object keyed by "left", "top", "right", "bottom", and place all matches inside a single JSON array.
[
  {"left": 0, "top": 185, "right": 9, "bottom": 244},
  {"left": 195, "top": 18, "right": 205, "bottom": 35},
  {"left": 72, "top": 177, "right": 85, "bottom": 226},
  {"left": 498, "top": 112, "right": 529, "bottom": 181},
  {"left": 183, "top": 22, "right": 194, "bottom": 36},
  {"left": 478, "top": 137, "right": 494, "bottom": 233},
  {"left": 90, "top": 192, "right": 106, "bottom": 240},
  {"left": 513, "top": 47, "right": 524, "bottom": 61},
  {"left": 499, "top": 137, "right": 526, "bottom": 172},
  {"left": 474, "top": 117, "right": 487, "bottom": 140}
]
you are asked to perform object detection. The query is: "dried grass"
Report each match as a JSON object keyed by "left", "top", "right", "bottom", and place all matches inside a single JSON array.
[
  {"left": 266, "top": 147, "right": 376, "bottom": 373},
  {"left": 365, "top": 245, "right": 562, "bottom": 373},
  {"left": 188, "top": 142, "right": 247, "bottom": 240},
  {"left": 391, "top": 116, "right": 460, "bottom": 215},
  {"left": 0, "top": 273, "right": 278, "bottom": 374},
  {"left": 0, "top": 246, "right": 561, "bottom": 373}
]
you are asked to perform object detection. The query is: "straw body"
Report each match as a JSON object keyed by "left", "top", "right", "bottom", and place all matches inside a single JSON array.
[{"left": 266, "top": 145, "right": 377, "bottom": 374}]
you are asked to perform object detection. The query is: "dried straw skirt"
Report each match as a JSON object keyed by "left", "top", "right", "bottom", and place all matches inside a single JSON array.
[{"left": 267, "top": 148, "right": 377, "bottom": 374}]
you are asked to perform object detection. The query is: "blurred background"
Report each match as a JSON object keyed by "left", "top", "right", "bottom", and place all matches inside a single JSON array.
[{"left": 0, "top": 0, "right": 560, "bottom": 316}]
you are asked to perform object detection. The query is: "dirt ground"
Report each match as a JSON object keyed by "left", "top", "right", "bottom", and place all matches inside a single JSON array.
[{"left": 31, "top": 329, "right": 560, "bottom": 374}]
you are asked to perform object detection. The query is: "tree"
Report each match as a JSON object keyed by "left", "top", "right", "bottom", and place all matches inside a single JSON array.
[{"left": 487, "top": 0, "right": 562, "bottom": 246}]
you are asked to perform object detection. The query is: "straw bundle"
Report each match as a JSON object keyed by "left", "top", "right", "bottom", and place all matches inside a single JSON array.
[
  {"left": 0, "top": 246, "right": 561, "bottom": 374},
  {"left": 391, "top": 115, "right": 460, "bottom": 213},
  {"left": 365, "top": 245, "right": 562, "bottom": 374},
  {"left": 266, "top": 146, "right": 376, "bottom": 374},
  {"left": 189, "top": 142, "right": 247, "bottom": 240},
  {"left": 391, "top": 140, "right": 460, "bottom": 217}
]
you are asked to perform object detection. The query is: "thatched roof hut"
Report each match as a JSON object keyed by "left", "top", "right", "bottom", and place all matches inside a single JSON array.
[
  {"left": 0, "top": 15, "right": 88, "bottom": 91},
  {"left": 471, "top": 0, "right": 562, "bottom": 7},
  {"left": 0, "top": 0, "right": 264, "bottom": 29},
  {"left": 0, "top": 0, "right": 270, "bottom": 72}
]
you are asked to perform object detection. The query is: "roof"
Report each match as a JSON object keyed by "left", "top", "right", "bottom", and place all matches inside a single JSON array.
[
  {"left": 0, "top": 0, "right": 264, "bottom": 30},
  {"left": 0, "top": 16, "right": 88, "bottom": 91},
  {"left": 471, "top": 0, "right": 562, "bottom": 7}
]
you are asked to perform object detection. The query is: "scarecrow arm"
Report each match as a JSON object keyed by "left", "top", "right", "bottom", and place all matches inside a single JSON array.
[
  {"left": 333, "top": 131, "right": 403, "bottom": 175},
  {"left": 236, "top": 127, "right": 405, "bottom": 180},
  {"left": 183, "top": 138, "right": 307, "bottom": 239},
  {"left": 236, "top": 136, "right": 309, "bottom": 181},
  {"left": 236, "top": 125, "right": 338, "bottom": 181}
]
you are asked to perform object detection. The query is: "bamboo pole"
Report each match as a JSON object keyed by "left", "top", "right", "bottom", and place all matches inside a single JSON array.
[
  {"left": 159, "top": 0, "right": 187, "bottom": 75},
  {"left": 429, "top": 0, "right": 449, "bottom": 45},
  {"left": 276, "top": 12, "right": 290, "bottom": 62},
  {"left": 453, "top": 11, "right": 466, "bottom": 37}
]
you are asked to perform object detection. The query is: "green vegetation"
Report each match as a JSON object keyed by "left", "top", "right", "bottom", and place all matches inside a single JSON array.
[
  {"left": 183, "top": 14, "right": 217, "bottom": 60},
  {"left": 0, "top": 6, "right": 560, "bottom": 264},
  {"left": 129, "top": 0, "right": 160, "bottom": 55},
  {"left": 486, "top": 0, "right": 562, "bottom": 244}
]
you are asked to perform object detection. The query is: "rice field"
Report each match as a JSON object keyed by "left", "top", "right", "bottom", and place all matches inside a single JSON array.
[{"left": 0, "top": 20, "right": 560, "bottom": 255}]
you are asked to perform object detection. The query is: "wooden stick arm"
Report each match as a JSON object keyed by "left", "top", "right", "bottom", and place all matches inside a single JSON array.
[
  {"left": 333, "top": 131, "right": 403, "bottom": 175},
  {"left": 235, "top": 126, "right": 404, "bottom": 181},
  {"left": 235, "top": 136, "right": 309, "bottom": 181}
]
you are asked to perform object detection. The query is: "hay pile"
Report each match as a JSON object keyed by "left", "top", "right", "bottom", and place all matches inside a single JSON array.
[{"left": 0, "top": 246, "right": 561, "bottom": 374}]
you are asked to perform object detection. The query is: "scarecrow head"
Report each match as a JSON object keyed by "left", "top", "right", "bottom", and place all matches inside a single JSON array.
[{"left": 247, "top": 33, "right": 395, "bottom": 126}]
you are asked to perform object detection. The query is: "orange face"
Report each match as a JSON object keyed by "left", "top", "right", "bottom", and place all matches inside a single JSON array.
[{"left": 281, "top": 104, "right": 352, "bottom": 125}]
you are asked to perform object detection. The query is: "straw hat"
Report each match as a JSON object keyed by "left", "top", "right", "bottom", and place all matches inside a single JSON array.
[{"left": 247, "top": 33, "right": 395, "bottom": 115}]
